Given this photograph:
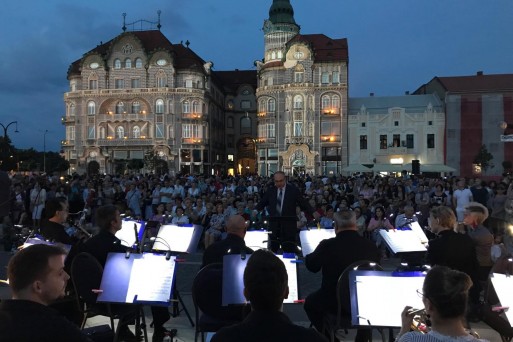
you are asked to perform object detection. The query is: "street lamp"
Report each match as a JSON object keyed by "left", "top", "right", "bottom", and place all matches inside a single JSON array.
[
  {"left": 499, "top": 121, "right": 513, "bottom": 142},
  {"left": 43, "top": 129, "right": 49, "bottom": 174},
  {"left": 0, "top": 121, "right": 19, "bottom": 137}
]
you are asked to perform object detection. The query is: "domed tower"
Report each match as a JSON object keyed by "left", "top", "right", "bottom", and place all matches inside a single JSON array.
[{"left": 262, "top": 0, "right": 300, "bottom": 64}]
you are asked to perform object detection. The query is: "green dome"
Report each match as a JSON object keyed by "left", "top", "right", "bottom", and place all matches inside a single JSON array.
[{"left": 269, "top": 0, "right": 297, "bottom": 25}]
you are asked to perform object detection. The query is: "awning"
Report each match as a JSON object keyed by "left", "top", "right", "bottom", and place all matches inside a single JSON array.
[
  {"left": 342, "top": 164, "right": 374, "bottom": 172},
  {"left": 372, "top": 163, "right": 405, "bottom": 173},
  {"left": 403, "top": 163, "right": 456, "bottom": 173}
]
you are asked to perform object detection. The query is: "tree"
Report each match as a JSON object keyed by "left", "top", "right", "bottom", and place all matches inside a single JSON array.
[
  {"left": 502, "top": 160, "right": 512, "bottom": 173},
  {"left": 473, "top": 144, "right": 494, "bottom": 173},
  {"left": 144, "top": 151, "right": 168, "bottom": 175}
]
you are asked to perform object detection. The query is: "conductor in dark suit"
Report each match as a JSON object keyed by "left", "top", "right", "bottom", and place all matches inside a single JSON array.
[
  {"left": 304, "top": 209, "right": 380, "bottom": 340},
  {"left": 256, "top": 172, "right": 318, "bottom": 253}
]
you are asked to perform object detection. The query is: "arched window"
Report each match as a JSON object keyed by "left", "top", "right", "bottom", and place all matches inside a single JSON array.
[
  {"left": 271, "top": 51, "right": 276, "bottom": 60},
  {"left": 259, "top": 100, "right": 266, "bottom": 112},
  {"left": 156, "top": 99, "right": 164, "bottom": 114},
  {"left": 156, "top": 71, "right": 166, "bottom": 87},
  {"left": 133, "top": 126, "right": 140, "bottom": 138},
  {"left": 293, "top": 95, "right": 303, "bottom": 109},
  {"left": 114, "top": 59, "right": 121, "bottom": 69},
  {"left": 267, "top": 98, "right": 275, "bottom": 112},
  {"left": 116, "top": 126, "right": 125, "bottom": 139},
  {"left": 192, "top": 101, "right": 199, "bottom": 113},
  {"left": 132, "top": 101, "right": 141, "bottom": 114},
  {"left": 69, "top": 103, "right": 76, "bottom": 116},
  {"left": 87, "top": 101, "right": 96, "bottom": 115},
  {"left": 182, "top": 101, "right": 190, "bottom": 113},
  {"left": 277, "top": 51, "right": 282, "bottom": 59},
  {"left": 99, "top": 127, "right": 106, "bottom": 139},
  {"left": 125, "top": 58, "right": 131, "bottom": 68},
  {"left": 321, "top": 95, "right": 330, "bottom": 109},
  {"left": 241, "top": 117, "right": 251, "bottom": 134},
  {"left": 116, "top": 102, "right": 125, "bottom": 114},
  {"left": 332, "top": 95, "right": 340, "bottom": 110}
]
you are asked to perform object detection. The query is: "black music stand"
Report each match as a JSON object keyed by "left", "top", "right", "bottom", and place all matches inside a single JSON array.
[
  {"left": 268, "top": 216, "right": 299, "bottom": 254},
  {"left": 222, "top": 254, "right": 300, "bottom": 306},
  {"left": 299, "top": 228, "right": 335, "bottom": 257},
  {"left": 152, "top": 224, "right": 201, "bottom": 327}
]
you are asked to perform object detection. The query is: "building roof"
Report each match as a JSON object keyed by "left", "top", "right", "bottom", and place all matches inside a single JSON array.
[
  {"left": 269, "top": 0, "right": 297, "bottom": 25},
  {"left": 214, "top": 70, "right": 257, "bottom": 93},
  {"left": 287, "top": 34, "right": 348, "bottom": 62},
  {"left": 348, "top": 94, "right": 443, "bottom": 115},
  {"left": 416, "top": 73, "right": 513, "bottom": 94}
]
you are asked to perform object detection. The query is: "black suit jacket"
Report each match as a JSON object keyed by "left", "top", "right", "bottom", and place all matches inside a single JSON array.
[
  {"left": 257, "top": 183, "right": 314, "bottom": 223},
  {"left": 202, "top": 234, "right": 253, "bottom": 268},
  {"left": 305, "top": 230, "right": 380, "bottom": 300},
  {"left": 211, "top": 310, "right": 327, "bottom": 342},
  {"left": 83, "top": 230, "right": 126, "bottom": 268},
  {"left": 426, "top": 229, "right": 479, "bottom": 280}
]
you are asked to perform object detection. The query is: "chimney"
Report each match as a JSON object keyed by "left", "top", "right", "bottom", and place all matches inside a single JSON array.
[
  {"left": 370, "top": 92, "right": 374, "bottom": 97},
  {"left": 477, "top": 71, "right": 483, "bottom": 76}
]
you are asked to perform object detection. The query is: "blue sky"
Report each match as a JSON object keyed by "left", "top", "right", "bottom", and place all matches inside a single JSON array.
[{"left": 1, "top": 0, "right": 512, "bottom": 152}]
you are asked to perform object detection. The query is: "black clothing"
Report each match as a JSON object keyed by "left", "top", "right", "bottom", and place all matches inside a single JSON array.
[
  {"left": 0, "top": 299, "right": 93, "bottom": 342},
  {"left": 211, "top": 310, "right": 327, "bottom": 342},
  {"left": 256, "top": 183, "right": 315, "bottom": 253},
  {"left": 40, "top": 220, "right": 78, "bottom": 246},
  {"left": 82, "top": 229, "right": 171, "bottom": 329},
  {"left": 304, "top": 230, "right": 380, "bottom": 332},
  {"left": 202, "top": 234, "right": 253, "bottom": 268}
]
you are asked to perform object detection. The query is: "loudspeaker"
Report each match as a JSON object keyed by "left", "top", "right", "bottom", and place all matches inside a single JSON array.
[{"left": 412, "top": 160, "right": 420, "bottom": 175}]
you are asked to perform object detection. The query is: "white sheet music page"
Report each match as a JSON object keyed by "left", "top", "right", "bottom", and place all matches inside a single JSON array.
[
  {"left": 491, "top": 273, "right": 513, "bottom": 324},
  {"left": 277, "top": 256, "right": 299, "bottom": 303},
  {"left": 354, "top": 274, "right": 424, "bottom": 327},
  {"left": 125, "top": 254, "right": 176, "bottom": 303},
  {"left": 300, "top": 229, "right": 336, "bottom": 257},
  {"left": 116, "top": 221, "right": 142, "bottom": 247},
  {"left": 378, "top": 229, "right": 427, "bottom": 253},
  {"left": 244, "top": 230, "right": 269, "bottom": 250},
  {"left": 154, "top": 225, "right": 194, "bottom": 253},
  {"left": 409, "top": 222, "right": 429, "bottom": 244}
]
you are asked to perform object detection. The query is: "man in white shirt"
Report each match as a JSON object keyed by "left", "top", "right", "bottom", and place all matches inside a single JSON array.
[
  {"left": 452, "top": 179, "right": 473, "bottom": 223},
  {"left": 159, "top": 179, "right": 174, "bottom": 204}
]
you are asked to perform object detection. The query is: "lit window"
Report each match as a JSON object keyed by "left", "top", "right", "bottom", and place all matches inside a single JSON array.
[
  {"left": 156, "top": 99, "right": 164, "bottom": 114},
  {"left": 114, "top": 59, "right": 121, "bottom": 69},
  {"left": 125, "top": 58, "right": 131, "bottom": 68},
  {"left": 87, "top": 101, "right": 96, "bottom": 115},
  {"left": 116, "top": 126, "right": 124, "bottom": 139},
  {"left": 133, "top": 126, "right": 140, "bottom": 138}
]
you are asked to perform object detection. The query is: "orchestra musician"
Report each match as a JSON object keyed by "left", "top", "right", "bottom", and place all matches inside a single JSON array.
[{"left": 397, "top": 266, "right": 487, "bottom": 342}]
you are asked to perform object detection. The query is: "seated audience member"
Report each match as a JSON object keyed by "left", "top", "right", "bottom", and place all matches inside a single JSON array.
[
  {"left": 83, "top": 205, "right": 174, "bottom": 342},
  {"left": 304, "top": 209, "right": 380, "bottom": 341},
  {"left": 0, "top": 244, "right": 96, "bottom": 342},
  {"left": 397, "top": 266, "right": 486, "bottom": 342},
  {"left": 319, "top": 205, "right": 335, "bottom": 229},
  {"left": 202, "top": 215, "right": 253, "bottom": 267},
  {"left": 463, "top": 202, "right": 494, "bottom": 283},
  {"left": 211, "top": 249, "right": 327, "bottom": 342},
  {"left": 204, "top": 202, "right": 226, "bottom": 248},
  {"left": 170, "top": 206, "right": 189, "bottom": 225},
  {"left": 395, "top": 205, "right": 418, "bottom": 228}
]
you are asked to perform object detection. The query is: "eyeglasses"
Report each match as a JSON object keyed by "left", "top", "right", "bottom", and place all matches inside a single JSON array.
[{"left": 416, "top": 289, "right": 425, "bottom": 299}]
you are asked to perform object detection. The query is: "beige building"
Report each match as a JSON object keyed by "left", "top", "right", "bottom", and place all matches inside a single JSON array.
[{"left": 255, "top": 0, "right": 349, "bottom": 176}]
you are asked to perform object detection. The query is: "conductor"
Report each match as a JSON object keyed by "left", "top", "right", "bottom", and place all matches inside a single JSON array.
[{"left": 256, "top": 172, "right": 319, "bottom": 253}]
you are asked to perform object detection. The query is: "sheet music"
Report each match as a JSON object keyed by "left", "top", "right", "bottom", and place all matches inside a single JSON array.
[
  {"left": 124, "top": 254, "right": 175, "bottom": 303},
  {"left": 22, "top": 238, "right": 72, "bottom": 254},
  {"left": 244, "top": 230, "right": 269, "bottom": 250},
  {"left": 409, "top": 222, "right": 429, "bottom": 244},
  {"left": 379, "top": 229, "right": 427, "bottom": 254},
  {"left": 491, "top": 273, "right": 513, "bottom": 324},
  {"left": 116, "top": 220, "right": 143, "bottom": 247},
  {"left": 299, "top": 229, "right": 336, "bottom": 257},
  {"left": 353, "top": 272, "right": 425, "bottom": 327},
  {"left": 278, "top": 255, "right": 299, "bottom": 303},
  {"left": 153, "top": 224, "right": 196, "bottom": 253}
]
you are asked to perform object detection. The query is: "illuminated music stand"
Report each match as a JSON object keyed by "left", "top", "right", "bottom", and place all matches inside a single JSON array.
[
  {"left": 116, "top": 219, "right": 146, "bottom": 248},
  {"left": 349, "top": 270, "right": 425, "bottom": 328},
  {"left": 268, "top": 216, "right": 299, "bottom": 253},
  {"left": 490, "top": 273, "right": 513, "bottom": 325},
  {"left": 221, "top": 254, "right": 300, "bottom": 306},
  {"left": 23, "top": 237, "right": 72, "bottom": 254},
  {"left": 152, "top": 224, "right": 202, "bottom": 254},
  {"left": 244, "top": 230, "right": 270, "bottom": 250},
  {"left": 299, "top": 228, "right": 336, "bottom": 257}
]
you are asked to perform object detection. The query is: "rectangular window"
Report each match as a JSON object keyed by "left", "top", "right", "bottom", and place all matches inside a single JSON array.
[
  {"left": 67, "top": 126, "right": 75, "bottom": 141},
  {"left": 131, "top": 78, "right": 140, "bottom": 88},
  {"left": 293, "top": 122, "right": 303, "bottom": 136},
  {"left": 393, "top": 134, "right": 400, "bottom": 147},
  {"left": 227, "top": 154, "right": 234, "bottom": 162},
  {"left": 258, "top": 124, "right": 265, "bottom": 138},
  {"left": 268, "top": 149, "right": 278, "bottom": 158},
  {"left": 332, "top": 71, "right": 340, "bottom": 84},
  {"left": 406, "top": 134, "right": 414, "bottom": 148},
  {"left": 267, "top": 123, "right": 275, "bottom": 138},
  {"left": 241, "top": 100, "right": 251, "bottom": 109},
  {"left": 115, "top": 79, "right": 124, "bottom": 89},
  {"left": 360, "top": 135, "right": 367, "bottom": 150},
  {"left": 155, "top": 123, "right": 164, "bottom": 138},
  {"left": 183, "top": 124, "right": 200, "bottom": 138},
  {"left": 380, "top": 135, "right": 388, "bottom": 149},
  {"left": 89, "top": 80, "right": 98, "bottom": 90},
  {"left": 294, "top": 72, "right": 304, "bottom": 83},
  {"left": 87, "top": 126, "right": 95, "bottom": 139},
  {"left": 185, "top": 80, "right": 193, "bottom": 88},
  {"left": 258, "top": 149, "right": 266, "bottom": 158},
  {"left": 157, "top": 77, "right": 166, "bottom": 88},
  {"left": 321, "top": 72, "right": 329, "bottom": 84},
  {"left": 427, "top": 134, "right": 435, "bottom": 148}
]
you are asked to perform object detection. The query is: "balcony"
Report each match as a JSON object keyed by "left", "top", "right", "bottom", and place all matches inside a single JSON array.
[
  {"left": 256, "top": 137, "right": 276, "bottom": 144},
  {"left": 97, "top": 113, "right": 151, "bottom": 122},
  {"left": 285, "top": 136, "right": 313, "bottom": 145},
  {"left": 257, "top": 111, "right": 274, "bottom": 118},
  {"left": 61, "top": 140, "right": 75, "bottom": 147},
  {"left": 182, "top": 113, "right": 204, "bottom": 120},
  {"left": 181, "top": 138, "right": 204, "bottom": 145},
  {"left": 61, "top": 115, "right": 76, "bottom": 124},
  {"left": 321, "top": 108, "right": 340, "bottom": 116},
  {"left": 320, "top": 135, "right": 341, "bottom": 143},
  {"left": 96, "top": 138, "right": 155, "bottom": 146}
]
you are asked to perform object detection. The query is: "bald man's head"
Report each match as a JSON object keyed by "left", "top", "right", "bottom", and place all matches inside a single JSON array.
[{"left": 226, "top": 214, "right": 247, "bottom": 238}]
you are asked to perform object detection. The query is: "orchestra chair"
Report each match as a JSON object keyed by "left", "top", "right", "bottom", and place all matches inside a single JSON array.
[
  {"left": 71, "top": 252, "right": 142, "bottom": 342},
  {"left": 323, "top": 260, "right": 386, "bottom": 342},
  {"left": 192, "top": 262, "right": 249, "bottom": 342}
]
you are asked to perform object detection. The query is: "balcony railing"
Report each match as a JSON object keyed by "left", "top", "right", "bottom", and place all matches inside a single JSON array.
[
  {"left": 96, "top": 138, "right": 155, "bottom": 146},
  {"left": 321, "top": 108, "right": 340, "bottom": 115},
  {"left": 257, "top": 111, "right": 275, "bottom": 118},
  {"left": 320, "top": 135, "right": 341, "bottom": 143},
  {"left": 64, "top": 87, "right": 205, "bottom": 98},
  {"left": 61, "top": 140, "right": 75, "bottom": 146},
  {"left": 182, "top": 113, "right": 204, "bottom": 120},
  {"left": 61, "top": 115, "right": 76, "bottom": 124},
  {"left": 285, "top": 136, "right": 313, "bottom": 145},
  {"left": 256, "top": 137, "right": 276, "bottom": 144},
  {"left": 96, "top": 113, "right": 151, "bottom": 122},
  {"left": 181, "top": 138, "right": 204, "bottom": 145}
]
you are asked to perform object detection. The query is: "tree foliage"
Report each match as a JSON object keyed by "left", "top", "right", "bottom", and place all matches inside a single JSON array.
[{"left": 473, "top": 144, "right": 494, "bottom": 172}]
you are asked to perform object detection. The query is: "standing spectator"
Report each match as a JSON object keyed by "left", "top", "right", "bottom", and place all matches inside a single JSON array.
[
  {"left": 30, "top": 181, "right": 46, "bottom": 228},
  {"left": 125, "top": 183, "right": 142, "bottom": 219},
  {"left": 453, "top": 179, "right": 474, "bottom": 224},
  {"left": 470, "top": 178, "right": 489, "bottom": 208}
]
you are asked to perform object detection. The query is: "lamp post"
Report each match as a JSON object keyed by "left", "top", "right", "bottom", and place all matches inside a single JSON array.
[
  {"left": 0, "top": 121, "right": 19, "bottom": 137},
  {"left": 43, "top": 129, "right": 49, "bottom": 174}
]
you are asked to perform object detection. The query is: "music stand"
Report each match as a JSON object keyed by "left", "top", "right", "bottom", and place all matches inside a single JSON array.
[
  {"left": 490, "top": 273, "right": 513, "bottom": 325},
  {"left": 349, "top": 270, "right": 425, "bottom": 327},
  {"left": 152, "top": 224, "right": 202, "bottom": 254},
  {"left": 268, "top": 216, "right": 299, "bottom": 253},
  {"left": 299, "top": 228, "right": 335, "bottom": 257},
  {"left": 221, "top": 254, "right": 300, "bottom": 306},
  {"left": 22, "top": 237, "right": 72, "bottom": 254},
  {"left": 116, "top": 219, "right": 146, "bottom": 248},
  {"left": 244, "top": 230, "right": 270, "bottom": 250}
]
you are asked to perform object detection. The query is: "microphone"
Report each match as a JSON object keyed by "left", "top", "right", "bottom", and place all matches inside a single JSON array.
[{"left": 133, "top": 223, "right": 139, "bottom": 248}]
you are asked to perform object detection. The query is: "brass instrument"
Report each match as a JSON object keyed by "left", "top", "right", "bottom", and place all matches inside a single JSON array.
[{"left": 409, "top": 308, "right": 480, "bottom": 338}]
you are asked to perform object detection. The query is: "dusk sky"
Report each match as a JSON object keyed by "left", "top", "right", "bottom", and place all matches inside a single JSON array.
[{"left": 1, "top": 0, "right": 513, "bottom": 152}]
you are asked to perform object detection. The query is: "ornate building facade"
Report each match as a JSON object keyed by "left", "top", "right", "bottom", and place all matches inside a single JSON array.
[
  {"left": 62, "top": 25, "right": 257, "bottom": 176},
  {"left": 255, "top": 0, "right": 349, "bottom": 176}
]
